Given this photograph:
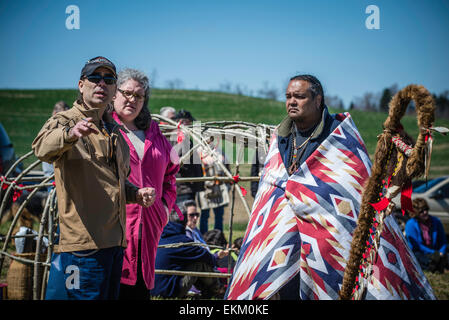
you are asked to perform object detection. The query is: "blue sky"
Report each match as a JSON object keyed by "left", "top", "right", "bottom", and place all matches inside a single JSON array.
[{"left": 0, "top": 0, "right": 448, "bottom": 107}]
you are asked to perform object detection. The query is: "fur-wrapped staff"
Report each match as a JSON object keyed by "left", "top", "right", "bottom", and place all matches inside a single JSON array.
[{"left": 339, "top": 84, "right": 446, "bottom": 300}]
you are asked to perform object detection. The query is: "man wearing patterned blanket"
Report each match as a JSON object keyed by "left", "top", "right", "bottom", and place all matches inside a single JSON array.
[{"left": 225, "top": 75, "right": 435, "bottom": 300}]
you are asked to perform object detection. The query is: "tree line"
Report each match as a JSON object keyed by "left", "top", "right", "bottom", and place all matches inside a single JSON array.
[
  {"left": 348, "top": 84, "right": 449, "bottom": 118},
  {"left": 149, "top": 69, "right": 449, "bottom": 118}
]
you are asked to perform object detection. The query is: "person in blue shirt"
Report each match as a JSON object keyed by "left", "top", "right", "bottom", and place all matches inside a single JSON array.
[
  {"left": 150, "top": 206, "right": 226, "bottom": 298},
  {"left": 405, "top": 198, "right": 448, "bottom": 273},
  {"left": 184, "top": 200, "right": 208, "bottom": 245}
]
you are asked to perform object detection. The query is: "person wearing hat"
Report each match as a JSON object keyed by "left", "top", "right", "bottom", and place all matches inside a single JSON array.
[{"left": 32, "top": 56, "right": 156, "bottom": 300}]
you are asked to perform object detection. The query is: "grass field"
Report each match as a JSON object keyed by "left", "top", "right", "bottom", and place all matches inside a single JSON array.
[{"left": 1, "top": 88, "right": 449, "bottom": 299}]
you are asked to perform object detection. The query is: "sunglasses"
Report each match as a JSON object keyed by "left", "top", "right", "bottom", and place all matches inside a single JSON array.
[
  {"left": 86, "top": 73, "right": 117, "bottom": 85},
  {"left": 118, "top": 88, "right": 145, "bottom": 101},
  {"left": 188, "top": 213, "right": 200, "bottom": 217}
]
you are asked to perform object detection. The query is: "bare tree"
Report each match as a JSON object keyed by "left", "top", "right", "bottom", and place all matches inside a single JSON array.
[
  {"left": 325, "top": 95, "right": 345, "bottom": 110},
  {"left": 257, "top": 81, "right": 279, "bottom": 100},
  {"left": 434, "top": 90, "right": 449, "bottom": 118},
  {"left": 149, "top": 68, "right": 158, "bottom": 88},
  {"left": 219, "top": 81, "right": 233, "bottom": 93},
  {"left": 353, "top": 92, "right": 378, "bottom": 110},
  {"left": 165, "top": 78, "right": 184, "bottom": 90},
  {"left": 235, "top": 83, "right": 254, "bottom": 96}
]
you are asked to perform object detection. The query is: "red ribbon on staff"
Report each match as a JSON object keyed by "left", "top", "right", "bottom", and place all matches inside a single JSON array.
[
  {"left": 400, "top": 180, "right": 413, "bottom": 216},
  {"left": 425, "top": 130, "right": 432, "bottom": 143},
  {"left": 369, "top": 175, "right": 413, "bottom": 216},
  {"left": 370, "top": 197, "right": 390, "bottom": 212},
  {"left": 232, "top": 175, "right": 247, "bottom": 196},
  {"left": 370, "top": 175, "right": 392, "bottom": 212}
]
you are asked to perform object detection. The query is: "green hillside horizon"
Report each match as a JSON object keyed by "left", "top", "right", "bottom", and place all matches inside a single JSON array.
[{"left": 1, "top": 88, "right": 448, "bottom": 178}]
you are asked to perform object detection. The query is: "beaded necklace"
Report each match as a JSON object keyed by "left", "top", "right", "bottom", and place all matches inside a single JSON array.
[{"left": 287, "top": 123, "right": 319, "bottom": 175}]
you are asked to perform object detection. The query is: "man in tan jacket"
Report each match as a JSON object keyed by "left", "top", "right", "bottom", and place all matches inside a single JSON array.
[{"left": 32, "top": 56, "right": 155, "bottom": 300}]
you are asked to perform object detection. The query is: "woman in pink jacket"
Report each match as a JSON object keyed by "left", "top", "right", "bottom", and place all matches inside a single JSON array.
[{"left": 112, "top": 68, "right": 179, "bottom": 299}]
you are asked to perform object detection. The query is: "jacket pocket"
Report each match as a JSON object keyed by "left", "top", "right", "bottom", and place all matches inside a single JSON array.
[
  {"left": 91, "top": 137, "right": 110, "bottom": 164},
  {"left": 66, "top": 138, "right": 92, "bottom": 160}
]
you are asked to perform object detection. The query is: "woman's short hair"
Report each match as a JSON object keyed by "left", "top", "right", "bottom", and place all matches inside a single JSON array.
[
  {"left": 180, "top": 200, "right": 197, "bottom": 216},
  {"left": 116, "top": 68, "right": 152, "bottom": 130},
  {"left": 410, "top": 198, "right": 429, "bottom": 218},
  {"left": 53, "top": 100, "right": 70, "bottom": 114},
  {"left": 169, "top": 200, "right": 197, "bottom": 226},
  {"left": 160, "top": 106, "right": 176, "bottom": 118}
]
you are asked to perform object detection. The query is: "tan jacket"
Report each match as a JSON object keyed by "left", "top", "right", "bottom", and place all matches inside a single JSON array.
[{"left": 32, "top": 101, "right": 138, "bottom": 252}]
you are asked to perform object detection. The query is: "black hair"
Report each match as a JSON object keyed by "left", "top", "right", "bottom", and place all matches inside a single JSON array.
[
  {"left": 133, "top": 105, "right": 152, "bottom": 131},
  {"left": 203, "top": 229, "right": 228, "bottom": 247},
  {"left": 174, "top": 109, "right": 195, "bottom": 122},
  {"left": 233, "top": 237, "right": 243, "bottom": 250},
  {"left": 289, "top": 74, "right": 325, "bottom": 109}
]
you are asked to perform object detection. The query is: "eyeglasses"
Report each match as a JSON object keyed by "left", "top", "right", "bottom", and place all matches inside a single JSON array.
[
  {"left": 187, "top": 213, "right": 200, "bottom": 218},
  {"left": 86, "top": 73, "right": 117, "bottom": 85},
  {"left": 118, "top": 88, "right": 145, "bottom": 101}
]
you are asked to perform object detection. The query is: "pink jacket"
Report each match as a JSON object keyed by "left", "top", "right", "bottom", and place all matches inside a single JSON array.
[{"left": 113, "top": 113, "right": 179, "bottom": 289}]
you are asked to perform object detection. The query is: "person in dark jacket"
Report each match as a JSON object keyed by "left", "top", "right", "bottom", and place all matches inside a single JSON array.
[
  {"left": 405, "top": 198, "right": 448, "bottom": 273},
  {"left": 150, "top": 207, "right": 222, "bottom": 298},
  {"left": 250, "top": 148, "right": 266, "bottom": 198},
  {"left": 171, "top": 109, "right": 204, "bottom": 206}
]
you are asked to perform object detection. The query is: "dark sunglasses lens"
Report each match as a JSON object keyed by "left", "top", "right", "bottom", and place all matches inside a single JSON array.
[
  {"left": 87, "top": 74, "right": 116, "bottom": 85},
  {"left": 103, "top": 76, "right": 116, "bottom": 85},
  {"left": 87, "top": 75, "right": 101, "bottom": 83}
]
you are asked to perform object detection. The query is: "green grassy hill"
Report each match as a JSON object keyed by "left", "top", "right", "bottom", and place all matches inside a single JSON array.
[{"left": 1, "top": 88, "right": 449, "bottom": 177}]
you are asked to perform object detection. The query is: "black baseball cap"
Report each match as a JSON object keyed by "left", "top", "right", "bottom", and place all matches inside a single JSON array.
[{"left": 80, "top": 56, "right": 117, "bottom": 79}]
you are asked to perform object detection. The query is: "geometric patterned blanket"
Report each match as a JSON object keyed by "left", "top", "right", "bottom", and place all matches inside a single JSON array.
[{"left": 225, "top": 113, "right": 435, "bottom": 300}]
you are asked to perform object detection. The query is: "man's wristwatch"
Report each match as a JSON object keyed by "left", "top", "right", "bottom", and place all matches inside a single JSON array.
[{"left": 64, "top": 126, "right": 77, "bottom": 142}]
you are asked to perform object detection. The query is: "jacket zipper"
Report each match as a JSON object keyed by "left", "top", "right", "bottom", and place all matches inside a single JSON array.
[
  {"left": 111, "top": 124, "right": 125, "bottom": 248},
  {"left": 103, "top": 121, "right": 125, "bottom": 248}
]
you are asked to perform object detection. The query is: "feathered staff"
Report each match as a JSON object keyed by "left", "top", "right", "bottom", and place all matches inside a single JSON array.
[{"left": 338, "top": 84, "right": 447, "bottom": 300}]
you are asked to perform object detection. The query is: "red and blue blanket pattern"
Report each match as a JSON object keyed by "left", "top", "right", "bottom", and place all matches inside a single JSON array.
[{"left": 225, "top": 113, "right": 435, "bottom": 300}]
